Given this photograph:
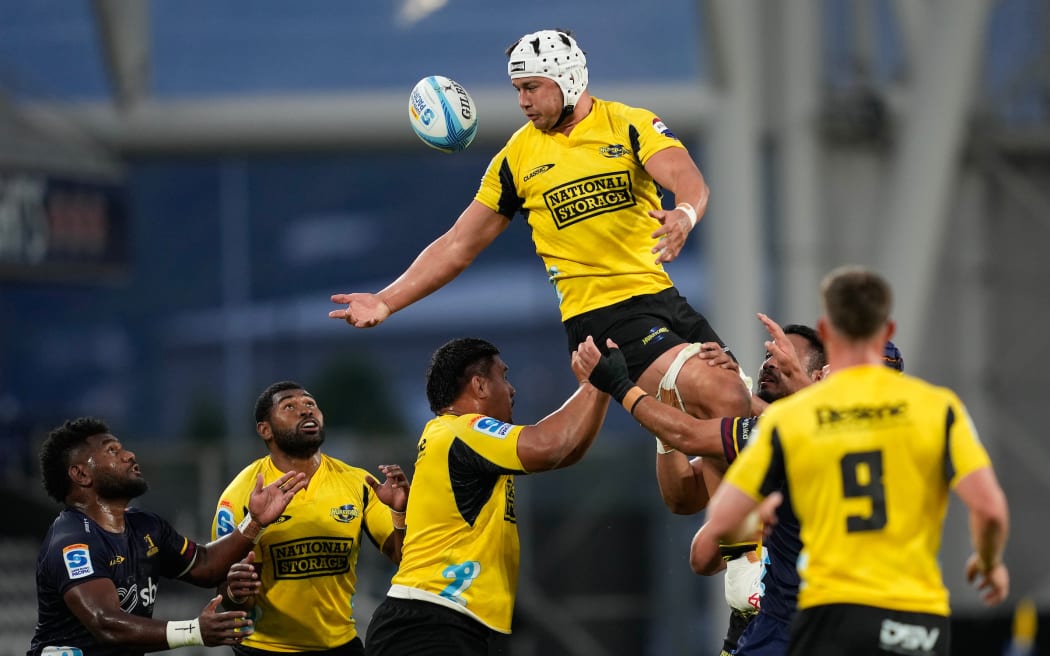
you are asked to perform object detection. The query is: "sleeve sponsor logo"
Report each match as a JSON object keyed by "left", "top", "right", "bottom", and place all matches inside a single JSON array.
[
  {"left": 543, "top": 171, "right": 635, "bottom": 229},
  {"left": 472, "top": 416, "right": 513, "bottom": 439},
  {"left": 269, "top": 537, "right": 355, "bottom": 579},
  {"left": 62, "top": 544, "right": 93, "bottom": 579},
  {"left": 216, "top": 506, "right": 235, "bottom": 537},
  {"left": 652, "top": 117, "right": 678, "bottom": 139}
]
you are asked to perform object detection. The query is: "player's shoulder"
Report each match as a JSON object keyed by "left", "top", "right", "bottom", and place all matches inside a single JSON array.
[
  {"left": 124, "top": 506, "right": 170, "bottom": 530},
  {"left": 592, "top": 97, "right": 655, "bottom": 120}
]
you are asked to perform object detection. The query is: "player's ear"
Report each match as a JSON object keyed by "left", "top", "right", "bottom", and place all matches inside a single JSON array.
[
  {"left": 68, "top": 462, "right": 91, "bottom": 487},
  {"left": 257, "top": 421, "right": 272, "bottom": 440},
  {"left": 471, "top": 374, "right": 489, "bottom": 399}
]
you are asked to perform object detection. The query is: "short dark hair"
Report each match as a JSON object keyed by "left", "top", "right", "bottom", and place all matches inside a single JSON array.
[
  {"left": 782, "top": 324, "right": 827, "bottom": 374},
  {"left": 39, "top": 417, "right": 109, "bottom": 503},
  {"left": 820, "top": 266, "right": 893, "bottom": 339},
  {"left": 426, "top": 338, "right": 501, "bottom": 414},
  {"left": 255, "top": 381, "right": 307, "bottom": 424}
]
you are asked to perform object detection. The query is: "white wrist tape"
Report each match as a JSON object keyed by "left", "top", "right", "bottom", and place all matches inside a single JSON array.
[
  {"left": 237, "top": 514, "right": 266, "bottom": 545},
  {"left": 655, "top": 437, "right": 677, "bottom": 455},
  {"left": 166, "top": 619, "right": 204, "bottom": 648},
  {"left": 676, "top": 202, "right": 697, "bottom": 229}
]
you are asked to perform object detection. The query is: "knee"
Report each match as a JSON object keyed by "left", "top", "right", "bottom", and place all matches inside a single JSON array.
[{"left": 683, "top": 363, "right": 752, "bottom": 419}]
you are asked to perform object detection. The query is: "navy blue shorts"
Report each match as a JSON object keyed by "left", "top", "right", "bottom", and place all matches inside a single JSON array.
[
  {"left": 735, "top": 611, "right": 790, "bottom": 656},
  {"left": 563, "top": 287, "right": 731, "bottom": 380}
]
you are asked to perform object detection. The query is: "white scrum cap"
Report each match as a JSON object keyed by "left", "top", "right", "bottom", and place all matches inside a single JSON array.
[{"left": 507, "top": 29, "right": 588, "bottom": 112}]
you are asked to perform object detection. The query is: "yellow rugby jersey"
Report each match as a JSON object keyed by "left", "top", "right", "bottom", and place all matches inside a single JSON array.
[
  {"left": 212, "top": 454, "right": 397, "bottom": 651},
  {"left": 474, "top": 97, "right": 686, "bottom": 320},
  {"left": 724, "top": 365, "right": 991, "bottom": 616},
  {"left": 389, "top": 413, "right": 526, "bottom": 633}
]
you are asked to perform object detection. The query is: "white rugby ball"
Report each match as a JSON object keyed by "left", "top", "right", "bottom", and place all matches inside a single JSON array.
[{"left": 408, "top": 75, "right": 478, "bottom": 153}]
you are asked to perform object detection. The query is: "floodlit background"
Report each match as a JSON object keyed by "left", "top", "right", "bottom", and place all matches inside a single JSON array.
[{"left": 1, "top": 1, "right": 1048, "bottom": 654}]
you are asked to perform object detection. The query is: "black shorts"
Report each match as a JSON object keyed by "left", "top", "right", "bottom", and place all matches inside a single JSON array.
[
  {"left": 364, "top": 597, "right": 507, "bottom": 656},
  {"left": 720, "top": 607, "right": 758, "bottom": 655},
  {"left": 233, "top": 637, "right": 363, "bottom": 656},
  {"left": 789, "top": 604, "right": 949, "bottom": 656},
  {"left": 563, "top": 287, "right": 731, "bottom": 380}
]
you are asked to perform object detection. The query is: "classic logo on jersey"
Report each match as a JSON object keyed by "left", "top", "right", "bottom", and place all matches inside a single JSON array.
[
  {"left": 544, "top": 171, "right": 635, "bottom": 229},
  {"left": 63, "top": 544, "right": 93, "bottom": 579},
  {"left": 143, "top": 533, "right": 158, "bottom": 557},
  {"left": 269, "top": 537, "right": 354, "bottom": 579},
  {"left": 472, "top": 416, "right": 512, "bottom": 439},
  {"left": 330, "top": 504, "right": 360, "bottom": 523},
  {"left": 879, "top": 619, "right": 940, "bottom": 654},
  {"left": 816, "top": 402, "right": 908, "bottom": 428},
  {"left": 109, "top": 555, "right": 125, "bottom": 566},
  {"left": 651, "top": 117, "right": 677, "bottom": 139},
  {"left": 599, "top": 144, "right": 632, "bottom": 158},
  {"left": 524, "top": 163, "right": 555, "bottom": 182}
]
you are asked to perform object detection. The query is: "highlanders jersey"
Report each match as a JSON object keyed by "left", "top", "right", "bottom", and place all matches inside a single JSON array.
[
  {"left": 725, "top": 365, "right": 992, "bottom": 616},
  {"left": 474, "top": 98, "right": 686, "bottom": 321},
  {"left": 29, "top": 508, "right": 198, "bottom": 656},
  {"left": 721, "top": 415, "right": 800, "bottom": 623},
  {"left": 388, "top": 413, "right": 527, "bottom": 633},
  {"left": 212, "top": 454, "right": 397, "bottom": 651}
]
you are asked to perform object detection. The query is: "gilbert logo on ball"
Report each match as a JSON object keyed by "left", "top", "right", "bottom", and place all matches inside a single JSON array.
[{"left": 408, "top": 75, "right": 478, "bottom": 153}]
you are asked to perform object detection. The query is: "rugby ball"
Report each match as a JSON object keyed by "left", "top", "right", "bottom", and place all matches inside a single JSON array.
[{"left": 408, "top": 75, "right": 478, "bottom": 153}]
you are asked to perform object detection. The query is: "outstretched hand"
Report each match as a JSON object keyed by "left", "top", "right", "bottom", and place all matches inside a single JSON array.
[
  {"left": 329, "top": 292, "right": 392, "bottom": 328},
  {"left": 224, "top": 551, "right": 260, "bottom": 607},
  {"left": 695, "top": 341, "right": 740, "bottom": 373},
  {"left": 247, "top": 471, "right": 307, "bottom": 526},
  {"left": 366, "top": 464, "right": 410, "bottom": 513},
  {"left": 757, "top": 312, "right": 813, "bottom": 395},
  {"left": 571, "top": 335, "right": 603, "bottom": 384},
  {"left": 583, "top": 337, "right": 634, "bottom": 403},
  {"left": 197, "top": 594, "right": 254, "bottom": 645},
  {"left": 649, "top": 206, "right": 695, "bottom": 264}
]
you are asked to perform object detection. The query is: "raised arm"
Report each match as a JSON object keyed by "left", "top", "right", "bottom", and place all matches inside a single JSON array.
[
  {"left": 515, "top": 336, "right": 611, "bottom": 472},
  {"left": 644, "top": 147, "right": 710, "bottom": 264},
  {"left": 584, "top": 339, "right": 727, "bottom": 457},
  {"left": 187, "top": 471, "right": 306, "bottom": 586},
  {"left": 330, "top": 201, "right": 510, "bottom": 328},
  {"left": 366, "top": 463, "right": 411, "bottom": 564}
]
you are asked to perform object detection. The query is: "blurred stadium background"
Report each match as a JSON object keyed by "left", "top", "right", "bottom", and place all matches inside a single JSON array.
[{"left": 1, "top": 0, "right": 1048, "bottom": 654}]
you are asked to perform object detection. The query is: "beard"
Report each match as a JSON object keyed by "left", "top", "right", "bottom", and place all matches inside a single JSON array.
[
  {"left": 95, "top": 471, "right": 149, "bottom": 500},
  {"left": 272, "top": 423, "right": 325, "bottom": 459}
]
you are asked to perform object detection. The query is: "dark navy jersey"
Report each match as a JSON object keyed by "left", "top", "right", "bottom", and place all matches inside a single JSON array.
[
  {"left": 28, "top": 507, "right": 198, "bottom": 656},
  {"left": 721, "top": 416, "right": 801, "bottom": 623}
]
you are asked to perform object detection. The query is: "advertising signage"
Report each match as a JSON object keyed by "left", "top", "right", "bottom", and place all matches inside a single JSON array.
[{"left": 0, "top": 173, "right": 128, "bottom": 282}]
